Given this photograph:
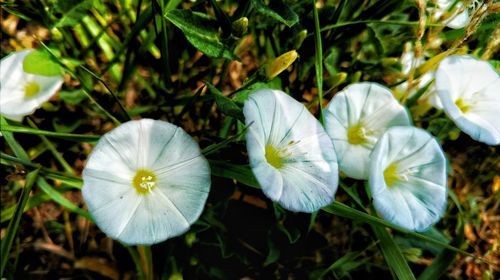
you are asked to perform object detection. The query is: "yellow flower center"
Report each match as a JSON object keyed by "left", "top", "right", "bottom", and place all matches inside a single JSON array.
[
  {"left": 265, "top": 144, "right": 284, "bottom": 169},
  {"left": 383, "top": 163, "right": 400, "bottom": 187},
  {"left": 347, "top": 123, "right": 369, "bottom": 145},
  {"left": 132, "top": 169, "right": 157, "bottom": 194},
  {"left": 455, "top": 98, "right": 471, "bottom": 113},
  {"left": 25, "top": 82, "right": 41, "bottom": 98}
]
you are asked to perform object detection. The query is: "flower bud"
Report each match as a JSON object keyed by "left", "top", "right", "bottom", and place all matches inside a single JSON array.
[
  {"left": 232, "top": 17, "right": 248, "bottom": 37},
  {"left": 265, "top": 50, "right": 298, "bottom": 80}
]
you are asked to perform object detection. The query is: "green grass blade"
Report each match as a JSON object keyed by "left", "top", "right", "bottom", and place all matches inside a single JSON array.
[
  {"left": 1, "top": 169, "right": 39, "bottom": 276},
  {"left": 418, "top": 192, "right": 465, "bottom": 280},
  {"left": 323, "top": 202, "right": 474, "bottom": 258},
  {"left": 0, "top": 125, "right": 100, "bottom": 143},
  {"left": 372, "top": 225, "right": 416, "bottom": 280},
  {"left": 209, "top": 161, "right": 478, "bottom": 260},
  {"left": 0, "top": 117, "right": 30, "bottom": 160},
  {"left": 1, "top": 152, "right": 83, "bottom": 189},
  {"left": 312, "top": 0, "right": 325, "bottom": 125},
  {"left": 36, "top": 178, "right": 93, "bottom": 221},
  {"left": 1, "top": 193, "right": 51, "bottom": 223}
]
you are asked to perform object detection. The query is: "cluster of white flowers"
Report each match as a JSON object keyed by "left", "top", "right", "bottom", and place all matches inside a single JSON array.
[{"left": 2, "top": 47, "right": 497, "bottom": 244}]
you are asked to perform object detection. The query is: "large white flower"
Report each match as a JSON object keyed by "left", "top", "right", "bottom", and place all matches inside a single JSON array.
[
  {"left": 243, "top": 89, "right": 338, "bottom": 213},
  {"left": 435, "top": 55, "right": 500, "bottom": 145},
  {"left": 369, "top": 126, "right": 447, "bottom": 232},
  {"left": 324, "top": 82, "right": 411, "bottom": 179},
  {"left": 0, "top": 49, "right": 63, "bottom": 121},
  {"left": 82, "top": 119, "right": 211, "bottom": 245}
]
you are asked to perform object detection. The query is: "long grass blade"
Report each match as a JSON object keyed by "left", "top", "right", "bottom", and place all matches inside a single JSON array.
[
  {"left": 36, "top": 178, "right": 93, "bottom": 221},
  {"left": 1, "top": 125, "right": 100, "bottom": 143},
  {"left": 0, "top": 169, "right": 39, "bottom": 276},
  {"left": 372, "top": 224, "right": 416, "bottom": 280},
  {"left": 312, "top": 0, "right": 325, "bottom": 124}
]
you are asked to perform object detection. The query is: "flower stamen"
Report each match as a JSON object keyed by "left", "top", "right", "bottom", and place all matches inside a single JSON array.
[
  {"left": 25, "top": 82, "right": 41, "bottom": 98},
  {"left": 347, "top": 123, "right": 371, "bottom": 145},
  {"left": 455, "top": 98, "right": 472, "bottom": 113},
  {"left": 133, "top": 169, "right": 157, "bottom": 194},
  {"left": 383, "top": 163, "right": 416, "bottom": 187},
  {"left": 265, "top": 144, "right": 284, "bottom": 169}
]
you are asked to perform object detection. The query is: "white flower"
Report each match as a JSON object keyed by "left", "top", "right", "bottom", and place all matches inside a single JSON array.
[
  {"left": 0, "top": 49, "right": 63, "bottom": 121},
  {"left": 435, "top": 55, "right": 500, "bottom": 145},
  {"left": 82, "top": 119, "right": 211, "bottom": 245},
  {"left": 324, "top": 82, "right": 411, "bottom": 179},
  {"left": 369, "top": 126, "right": 447, "bottom": 232},
  {"left": 431, "top": 0, "right": 469, "bottom": 29},
  {"left": 243, "top": 89, "right": 338, "bottom": 213},
  {"left": 397, "top": 43, "right": 437, "bottom": 102}
]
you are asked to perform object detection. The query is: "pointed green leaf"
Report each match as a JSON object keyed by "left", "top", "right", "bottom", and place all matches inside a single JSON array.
[
  {"left": 22, "top": 49, "right": 62, "bottom": 77},
  {"left": 372, "top": 225, "right": 416, "bottom": 280},
  {"left": 252, "top": 0, "right": 299, "bottom": 27},
  {"left": 165, "top": 10, "right": 238, "bottom": 60},
  {"left": 54, "top": 0, "right": 93, "bottom": 28},
  {"left": 206, "top": 83, "right": 244, "bottom": 121},
  {"left": 0, "top": 169, "right": 39, "bottom": 276}
]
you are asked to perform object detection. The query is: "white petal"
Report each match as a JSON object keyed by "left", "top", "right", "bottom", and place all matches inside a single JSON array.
[
  {"left": 369, "top": 126, "right": 447, "bottom": 232},
  {"left": 444, "top": 6, "right": 469, "bottom": 29},
  {"left": 436, "top": 55, "right": 498, "bottom": 101},
  {"left": 0, "top": 50, "right": 63, "bottom": 121},
  {"left": 432, "top": 1, "right": 469, "bottom": 29},
  {"left": 436, "top": 55, "right": 500, "bottom": 145},
  {"left": 324, "top": 82, "right": 411, "bottom": 179},
  {"left": 82, "top": 119, "right": 211, "bottom": 245},
  {"left": 244, "top": 89, "right": 338, "bottom": 213}
]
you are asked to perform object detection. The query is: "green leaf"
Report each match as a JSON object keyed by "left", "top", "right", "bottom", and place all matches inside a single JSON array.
[
  {"left": 165, "top": 10, "right": 238, "bottom": 60},
  {"left": 263, "top": 236, "right": 280, "bottom": 266},
  {"left": 206, "top": 83, "right": 244, "bottom": 121},
  {"left": 59, "top": 89, "right": 88, "bottom": 105},
  {"left": 209, "top": 160, "right": 260, "bottom": 188},
  {"left": 54, "top": 0, "right": 93, "bottom": 28},
  {"left": 0, "top": 169, "right": 39, "bottom": 276},
  {"left": 372, "top": 225, "right": 416, "bottom": 280},
  {"left": 22, "top": 49, "right": 62, "bottom": 77},
  {"left": 252, "top": 0, "right": 299, "bottom": 27}
]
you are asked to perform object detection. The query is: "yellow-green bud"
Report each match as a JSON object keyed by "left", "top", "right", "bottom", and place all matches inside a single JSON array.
[
  {"left": 293, "top": 30, "right": 308, "bottom": 49},
  {"left": 232, "top": 17, "right": 249, "bottom": 37},
  {"left": 265, "top": 50, "right": 298, "bottom": 80},
  {"left": 381, "top": 57, "right": 399, "bottom": 68},
  {"left": 330, "top": 72, "right": 347, "bottom": 88},
  {"left": 50, "top": 27, "right": 63, "bottom": 41},
  {"left": 351, "top": 71, "right": 362, "bottom": 83}
]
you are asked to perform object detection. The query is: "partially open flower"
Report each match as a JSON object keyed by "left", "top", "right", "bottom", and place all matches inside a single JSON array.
[
  {"left": 397, "top": 43, "right": 437, "bottom": 102},
  {"left": 369, "top": 126, "right": 447, "bottom": 232},
  {"left": 0, "top": 49, "right": 63, "bottom": 121},
  {"left": 82, "top": 119, "right": 211, "bottom": 245},
  {"left": 244, "top": 89, "right": 338, "bottom": 213},
  {"left": 435, "top": 55, "right": 500, "bottom": 145},
  {"left": 430, "top": 0, "right": 469, "bottom": 29},
  {"left": 324, "top": 82, "right": 411, "bottom": 179}
]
